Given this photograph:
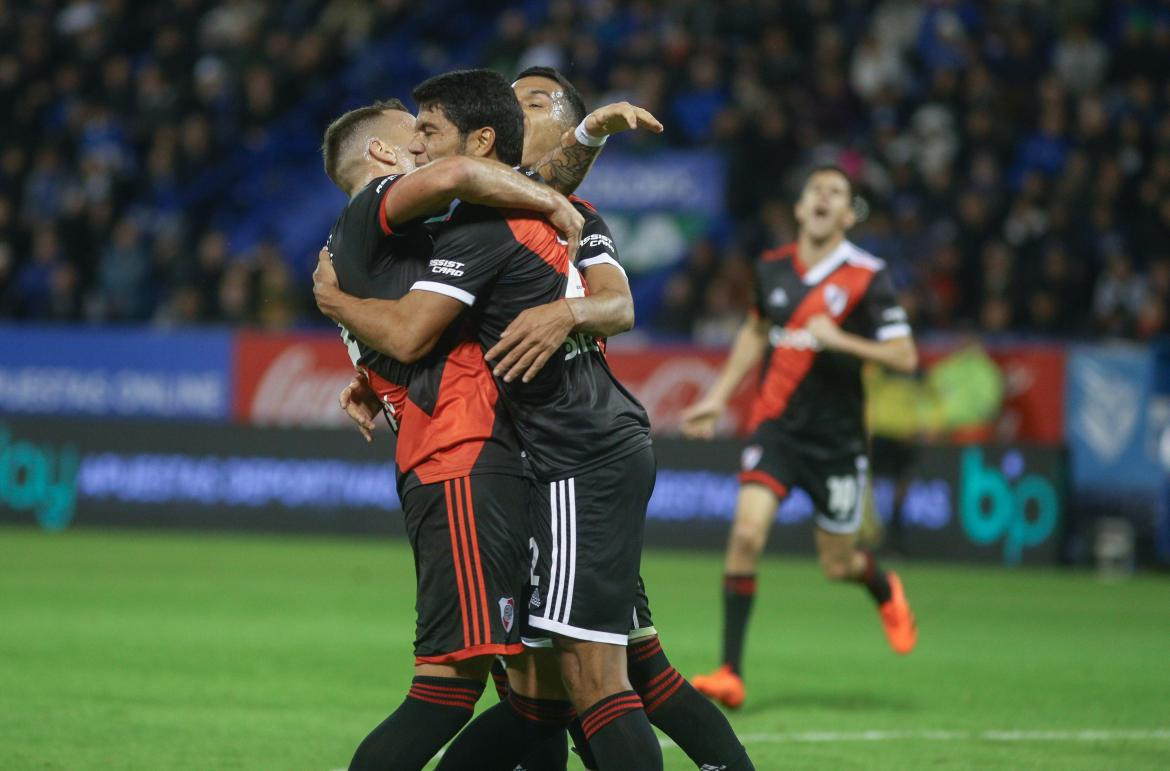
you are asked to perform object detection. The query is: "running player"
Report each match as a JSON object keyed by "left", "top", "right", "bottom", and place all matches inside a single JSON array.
[
  {"left": 314, "top": 69, "right": 663, "bottom": 770},
  {"left": 318, "top": 97, "right": 590, "bottom": 770},
  {"left": 682, "top": 166, "right": 920, "bottom": 709}
]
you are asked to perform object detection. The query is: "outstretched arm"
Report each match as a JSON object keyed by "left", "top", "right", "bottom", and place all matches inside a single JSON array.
[
  {"left": 530, "top": 101, "right": 664, "bottom": 195},
  {"left": 312, "top": 249, "right": 463, "bottom": 364}
]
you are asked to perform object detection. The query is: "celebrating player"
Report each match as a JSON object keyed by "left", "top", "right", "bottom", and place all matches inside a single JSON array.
[
  {"left": 317, "top": 96, "right": 592, "bottom": 770},
  {"left": 682, "top": 166, "right": 920, "bottom": 709},
  {"left": 315, "top": 70, "right": 664, "bottom": 770},
  {"left": 439, "top": 66, "right": 752, "bottom": 771}
]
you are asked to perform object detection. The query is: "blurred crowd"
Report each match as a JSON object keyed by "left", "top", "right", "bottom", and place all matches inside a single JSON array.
[
  {"left": 2, "top": 0, "right": 1169, "bottom": 342},
  {"left": 0, "top": 0, "right": 406, "bottom": 326}
]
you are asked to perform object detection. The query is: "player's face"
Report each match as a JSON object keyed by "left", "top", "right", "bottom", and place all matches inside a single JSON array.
[
  {"left": 409, "top": 104, "right": 464, "bottom": 166},
  {"left": 794, "top": 170, "right": 856, "bottom": 241},
  {"left": 513, "top": 76, "right": 572, "bottom": 167}
]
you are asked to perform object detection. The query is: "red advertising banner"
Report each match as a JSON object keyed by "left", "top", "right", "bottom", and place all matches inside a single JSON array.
[
  {"left": 605, "top": 347, "right": 758, "bottom": 437},
  {"left": 234, "top": 330, "right": 356, "bottom": 427},
  {"left": 230, "top": 333, "right": 1065, "bottom": 444}
]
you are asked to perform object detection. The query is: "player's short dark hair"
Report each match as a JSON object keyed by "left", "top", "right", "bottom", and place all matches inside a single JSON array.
[
  {"left": 802, "top": 164, "right": 855, "bottom": 199},
  {"left": 412, "top": 69, "right": 524, "bottom": 166},
  {"left": 321, "top": 98, "right": 410, "bottom": 190},
  {"left": 514, "top": 66, "right": 587, "bottom": 128}
]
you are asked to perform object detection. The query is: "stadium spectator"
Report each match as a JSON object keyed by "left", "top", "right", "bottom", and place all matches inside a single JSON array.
[{"left": 1, "top": 0, "right": 1168, "bottom": 345}]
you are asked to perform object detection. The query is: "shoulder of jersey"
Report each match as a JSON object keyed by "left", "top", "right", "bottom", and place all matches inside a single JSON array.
[
  {"left": 760, "top": 242, "right": 798, "bottom": 263},
  {"left": 569, "top": 195, "right": 598, "bottom": 214},
  {"left": 840, "top": 240, "right": 886, "bottom": 273}
]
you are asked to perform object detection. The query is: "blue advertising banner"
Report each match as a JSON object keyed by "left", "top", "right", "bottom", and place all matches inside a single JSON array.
[
  {"left": 0, "top": 326, "right": 232, "bottom": 421},
  {"left": 1065, "top": 344, "right": 1166, "bottom": 497},
  {"left": 572, "top": 151, "right": 726, "bottom": 281},
  {"left": 575, "top": 151, "right": 725, "bottom": 214}
]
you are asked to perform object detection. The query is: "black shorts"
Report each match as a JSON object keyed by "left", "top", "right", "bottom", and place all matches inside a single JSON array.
[
  {"left": 401, "top": 474, "right": 529, "bottom": 663},
  {"left": 524, "top": 446, "right": 656, "bottom": 646},
  {"left": 738, "top": 437, "right": 868, "bottom": 535}
]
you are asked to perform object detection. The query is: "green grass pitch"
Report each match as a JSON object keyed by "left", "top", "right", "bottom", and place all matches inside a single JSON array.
[{"left": 1, "top": 526, "right": 1167, "bottom": 770}]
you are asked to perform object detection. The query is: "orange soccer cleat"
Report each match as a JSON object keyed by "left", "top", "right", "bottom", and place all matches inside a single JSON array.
[
  {"left": 691, "top": 664, "right": 746, "bottom": 709},
  {"left": 879, "top": 571, "right": 918, "bottom": 654}
]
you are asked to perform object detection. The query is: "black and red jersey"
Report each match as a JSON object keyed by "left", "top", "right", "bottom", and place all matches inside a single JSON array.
[
  {"left": 325, "top": 174, "right": 524, "bottom": 492},
  {"left": 412, "top": 201, "right": 651, "bottom": 481},
  {"left": 748, "top": 239, "right": 911, "bottom": 458}
]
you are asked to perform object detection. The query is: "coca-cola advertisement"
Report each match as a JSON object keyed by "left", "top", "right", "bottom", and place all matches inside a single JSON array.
[
  {"left": 233, "top": 330, "right": 356, "bottom": 427},
  {"left": 227, "top": 332, "right": 1066, "bottom": 443}
]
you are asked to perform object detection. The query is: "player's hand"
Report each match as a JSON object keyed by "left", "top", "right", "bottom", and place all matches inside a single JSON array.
[
  {"left": 680, "top": 397, "right": 726, "bottom": 440},
  {"left": 806, "top": 313, "right": 844, "bottom": 350},
  {"left": 548, "top": 198, "right": 583, "bottom": 263},
  {"left": 339, "top": 373, "right": 380, "bottom": 443},
  {"left": 583, "top": 101, "right": 665, "bottom": 138},
  {"left": 485, "top": 300, "right": 576, "bottom": 383},
  {"left": 313, "top": 247, "right": 341, "bottom": 319}
]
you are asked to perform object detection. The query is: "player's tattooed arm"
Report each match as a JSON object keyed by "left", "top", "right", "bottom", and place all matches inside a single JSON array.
[
  {"left": 484, "top": 263, "right": 633, "bottom": 384},
  {"left": 530, "top": 101, "right": 664, "bottom": 195},
  {"left": 385, "top": 157, "right": 583, "bottom": 250},
  {"left": 313, "top": 249, "right": 463, "bottom": 363},
  {"left": 680, "top": 314, "right": 770, "bottom": 439}
]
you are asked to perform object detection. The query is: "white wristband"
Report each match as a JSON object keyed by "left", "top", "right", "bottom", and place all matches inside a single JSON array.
[{"left": 574, "top": 120, "right": 607, "bottom": 147}]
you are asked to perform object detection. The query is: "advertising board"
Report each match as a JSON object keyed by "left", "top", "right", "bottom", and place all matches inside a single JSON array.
[
  {"left": 0, "top": 326, "right": 231, "bottom": 421},
  {"left": 1, "top": 417, "right": 1064, "bottom": 564}
]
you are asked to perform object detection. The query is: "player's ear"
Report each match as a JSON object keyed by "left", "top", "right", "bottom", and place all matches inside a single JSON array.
[
  {"left": 367, "top": 138, "right": 398, "bottom": 167},
  {"left": 842, "top": 202, "right": 857, "bottom": 229},
  {"left": 465, "top": 126, "right": 496, "bottom": 158}
]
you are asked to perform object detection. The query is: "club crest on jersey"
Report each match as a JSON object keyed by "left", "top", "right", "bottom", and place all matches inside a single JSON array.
[
  {"left": 768, "top": 287, "right": 789, "bottom": 307},
  {"left": 741, "top": 444, "right": 764, "bottom": 471},
  {"left": 499, "top": 597, "right": 515, "bottom": 632},
  {"left": 824, "top": 283, "right": 849, "bottom": 317}
]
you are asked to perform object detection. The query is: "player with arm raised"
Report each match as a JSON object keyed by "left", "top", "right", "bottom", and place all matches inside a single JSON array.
[
  {"left": 683, "top": 166, "right": 919, "bottom": 710},
  {"left": 314, "top": 69, "right": 665, "bottom": 771},
  {"left": 317, "top": 97, "right": 590, "bottom": 771},
  {"left": 442, "top": 66, "right": 752, "bottom": 771}
]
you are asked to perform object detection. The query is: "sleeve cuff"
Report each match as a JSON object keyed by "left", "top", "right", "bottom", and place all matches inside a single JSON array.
[
  {"left": 876, "top": 323, "right": 912, "bottom": 341},
  {"left": 411, "top": 280, "right": 476, "bottom": 306},
  {"left": 577, "top": 254, "right": 627, "bottom": 279}
]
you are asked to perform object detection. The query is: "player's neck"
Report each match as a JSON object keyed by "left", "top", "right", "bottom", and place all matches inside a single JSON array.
[
  {"left": 349, "top": 165, "right": 406, "bottom": 198},
  {"left": 797, "top": 231, "right": 846, "bottom": 270}
]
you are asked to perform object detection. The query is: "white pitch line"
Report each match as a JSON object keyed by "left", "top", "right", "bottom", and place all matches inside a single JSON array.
[
  {"left": 328, "top": 729, "right": 1170, "bottom": 769},
  {"left": 659, "top": 728, "right": 1170, "bottom": 750}
]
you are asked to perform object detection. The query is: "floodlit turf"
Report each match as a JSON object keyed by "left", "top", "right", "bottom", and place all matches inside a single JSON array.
[{"left": 1, "top": 527, "right": 1167, "bottom": 770}]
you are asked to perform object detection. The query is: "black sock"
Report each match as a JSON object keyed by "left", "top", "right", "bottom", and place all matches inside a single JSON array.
[
  {"left": 349, "top": 676, "right": 483, "bottom": 771},
  {"left": 858, "top": 551, "right": 892, "bottom": 605},
  {"left": 722, "top": 573, "right": 756, "bottom": 676},
  {"left": 486, "top": 657, "right": 569, "bottom": 770},
  {"left": 435, "top": 690, "right": 574, "bottom": 771},
  {"left": 629, "top": 636, "right": 755, "bottom": 770},
  {"left": 578, "top": 691, "right": 661, "bottom": 771},
  {"left": 567, "top": 717, "right": 598, "bottom": 770},
  {"left": 514, "top": 730, "right": 569, "bottom": 771},
  {"left": 489, "top": 657, "right": 510, "bottom": 701}
]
